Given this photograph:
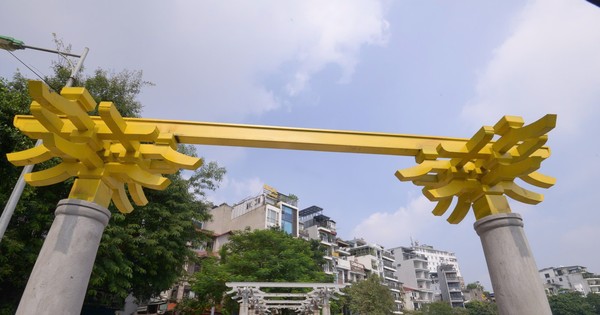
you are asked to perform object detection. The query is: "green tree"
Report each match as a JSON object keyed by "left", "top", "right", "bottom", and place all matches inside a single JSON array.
[
  {"left": 191, "top": 228, "right": 332, "bottom": 313},
  {"left": 0, "top": 61, "right": 225, "bottom": 313},
  {"left": 409, "top": 301, "right": 469, "bottom": 315},
  {"left": 586, "top": 292, "right": 600, "bottom": 315},
  {"left": 466, "top": 282, "right": 483, "bottom": 290},
  {"left": 464, "top": 300, "right": 498, "bottom": 315},
  {"left": 548, "top": 291, "right": 595, "bottom": 315},
  {"left": 419, "top": 302, "right": 453, "bottom": 315},
  {"left": 188, "top": 257, "right": 230, "bottom": 311},
  {"left": 343, "top": 274, "right": 395, "bottom": 315},
  {"left": 87, "top": 154, "right": 225, "bottom": 307}
]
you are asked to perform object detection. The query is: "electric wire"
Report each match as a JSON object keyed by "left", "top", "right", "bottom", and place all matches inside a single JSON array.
[{"left": 6, "top": 50, "right": 60, "bottom": 92}]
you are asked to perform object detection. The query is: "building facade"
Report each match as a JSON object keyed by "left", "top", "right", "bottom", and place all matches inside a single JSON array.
[
  {"left": 410, "top": 243, "right": 462, "bottom": 278},
  {"left": 438, "top": 264, "right": 465, "bottom": 308},
  {"left": 539, "top": 266, "right": 600, "bottom": 295},
  {"left": 299, "top": 206, "right": 404, "bottom": 314},
  {"left": 202, "top": 185, "right": 300, "bottom": 253},
  {"left": 346, "top": 238, "right": 404, "bottom": 314},
  {"left": 299, "top": 206, "right": 337, "bottom": 275},
  {"left": 390, "top": 246, "right": 434, "bottom": 311}
]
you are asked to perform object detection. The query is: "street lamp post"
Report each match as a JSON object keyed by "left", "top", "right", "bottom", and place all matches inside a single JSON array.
[{"left": 0, "top": 35, "right": 89, "bottom": 241}]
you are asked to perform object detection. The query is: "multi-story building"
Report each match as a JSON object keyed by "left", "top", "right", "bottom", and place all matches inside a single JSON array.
[
  {"left": 336, "top": 238, "right": 368, "bottom": 285},
  {"left": 299, "top": 206, "right": 337, "bottom": 276},
  {"left": 390, "top": 246, "right": 433, "bottom": 311},
  {"left": 346, "top": 238, "right": 404, "bottom": 314},
  {"left": 410, "top": 243, "right": 462, "bottom": 278},
  {"left": 202, "top": 184, "right": 299, "bottom": 252},
  {"left": 438, "top": 264, "right": 464, "bottom": 308},
  {"left": 539, "top": 266, "right": 600, "bottom": 295}
]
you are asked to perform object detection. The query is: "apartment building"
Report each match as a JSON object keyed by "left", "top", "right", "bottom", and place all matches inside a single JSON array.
[
  {"left": 202, "top": 184, "right": 299, "bottom": 252},
  {"left": 539, "top": 265, "right": 600, "bottom": 295},
  {"left": 346, "top": 238, "right": 404, "bottom": 314},
  {"left": 299, "top": 206, "right": 337, "bottom": 275},
  {"left": 390, "top": 246, "right": 434, "bottom": 311},
  {"left": 298, "top": 207, "right": 404, "bottom": 314},
  {"left": 336, "top": 238, "right": 367, "bottom": 285},
  {"left": 410, "top": 242, "right": 462, "bottom": 278},
  {"left": 438, "top": 264, "right": 465, "bottom": 308}
]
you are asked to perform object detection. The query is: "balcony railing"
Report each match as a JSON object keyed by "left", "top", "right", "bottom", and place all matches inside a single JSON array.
[
  {"left": 382, "top": 251, "right": 395, "bottom": 261},
  {"left": 583, "top": 273, "right": 600, "bottom": 279},
  {"left": 383, "top": 260, "right": 395, "bottom": 268}
]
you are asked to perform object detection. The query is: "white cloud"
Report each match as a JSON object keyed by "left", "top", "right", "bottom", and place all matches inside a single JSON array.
[
  {"left": 206, "top": 176, "right": 264, "bottom": 206},
  {"left": 462, "top": 0, "right": 600, "bottom": 135},
  {"left": 165, "top": 1, "right": 390, "bottom": 119},
  {"left": 351, "top": 194, "right": 437, "bottom": 247},
  {"left": 0, "top": 1, "right": 389, "bottom": 121}
]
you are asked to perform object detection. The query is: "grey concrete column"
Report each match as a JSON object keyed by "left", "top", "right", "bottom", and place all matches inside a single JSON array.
[
  {"left": 16, "top": 199, "right": 111, "bottom": 315},
  {"left": 322, "top": 299, "right": 330, "bottom": 315},
  {"left": 239, "top": 301, "right": 249, "bottom": 315},
  {"left": 474, "top": 213, "right": 551, "bottom": 315}
]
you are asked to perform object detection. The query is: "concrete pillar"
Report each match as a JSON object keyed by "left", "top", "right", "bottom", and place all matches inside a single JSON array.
[
  {"left": 16, "top": 199, "right": 111, "bottom": 315},
  {"left": 474, "top": 213, "right": 551, "bottom": 315},
  {"left": 322, "top": 299, "right": 330, "bottom": 315},
  {"left": 239, "top": 301, "right": 249, "bottom": 315}
]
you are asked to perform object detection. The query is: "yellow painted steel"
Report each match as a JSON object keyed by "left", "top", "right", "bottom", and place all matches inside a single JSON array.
[
  {"left": 7, "top": 81, "right": 556, "bottom": 222},
  {"left": 7, "top": 81, "right": 201, "bottom": 213}
]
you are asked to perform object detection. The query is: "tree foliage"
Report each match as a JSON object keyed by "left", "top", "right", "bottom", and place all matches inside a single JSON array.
[
  {"left": 0, "top": 59, "right": 224, "bottom": 313},
  {"left": 191, "top": 228, "right": 332, "bottom": 313},
  {"left": 464, "top": 300, "right": 498, "bottom": 315},
  {"left": 341, "top": 274, "right": 395, "bottom": 315},
  {"left": 408, "top": 301, "right": 469, "bottom": 315},
  {"left": 548, "top": 291, "right": 596, "bottom": 315},
  {"left": 587, "top": 292, "right": 600, "bottom": 314}
]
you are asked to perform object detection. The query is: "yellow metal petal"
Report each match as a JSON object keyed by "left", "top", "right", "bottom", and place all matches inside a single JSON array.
[
  {"left": 111, "top": 183, "right": 134, "bottom": 214},
  {"left": 500, "top": 181, "right": 544, "bottom": 205},
  {"left": 128, "top": 183, "right": 148, "bottom": 206},
  {"left": 520, "top": 172, "right": 556, "bottom": 189},
  {"left": 446, "top": 196, "right": 471, "bottom": 224},
  {"left": 432, "top": 197, "right": 453, "bottom": 216},
  {"left": 7, "top": 145, "right": 53, "bottom": 166},
  {"left": 25, "top": 163, "right": 73, "bottom": 186}
]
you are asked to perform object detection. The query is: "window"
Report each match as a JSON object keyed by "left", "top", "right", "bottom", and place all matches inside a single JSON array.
[
  {"left": 545, "top": 273, "right": 550, "bottom": 278},
  {"left": 281, "top": 205, "right": 296, "bottom": 235},
  {"left": 267, "top": 209, "right": 278, "bottom": 225}
]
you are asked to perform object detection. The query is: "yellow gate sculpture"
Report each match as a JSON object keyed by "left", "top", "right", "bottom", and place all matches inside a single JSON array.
[{"left": 8, "top": 81, "right": 555, "bottom": 223}]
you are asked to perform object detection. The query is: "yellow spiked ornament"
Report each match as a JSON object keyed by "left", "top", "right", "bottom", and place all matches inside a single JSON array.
[{"left": 7, "top": 81, "right": 201, "bottom": 213}]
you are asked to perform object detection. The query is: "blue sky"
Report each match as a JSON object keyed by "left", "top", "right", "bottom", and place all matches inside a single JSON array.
[{"left": 2, "top": 0, "right": 600, "bottom": 290}]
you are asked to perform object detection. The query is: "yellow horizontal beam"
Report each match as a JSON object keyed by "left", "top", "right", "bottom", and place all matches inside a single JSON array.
[{"left": 13, "top": 115, "right": 551, "bottom": 159}]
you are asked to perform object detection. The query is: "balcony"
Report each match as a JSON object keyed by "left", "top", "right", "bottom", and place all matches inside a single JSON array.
[
  {"left": 384, "top": 273, "right": 399, "bottom": 281},
  {"left": 317, "top": 222, "right": 336, "bottom": 233},
  {"left": 583, "top": 272, "right": 600, "bottom": 279},
  {"left": 383, "top": 260, "right": 396, "bottom": 271},
  {"left": 388, "top": 284, "right": 401, "bottom": 293},
  {"left": 450, "top": 293, "right": 463, "bottom": 301},
  {"left": 382, "top": 251, "right": 395, "bottom": 261},
  {"left": 414, "top": 262, "right": 428, "bottom": 271},
  {"left": 337, "top": 248, "right": 350, "bottom": 255}
]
